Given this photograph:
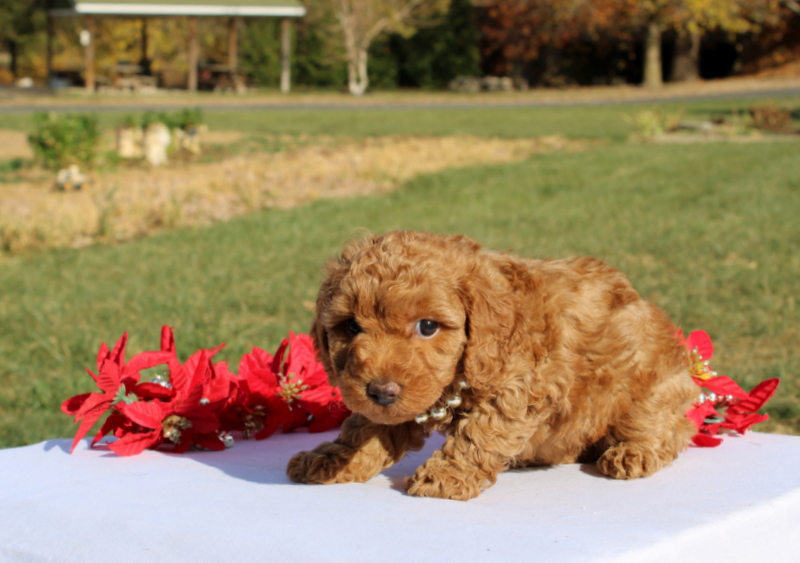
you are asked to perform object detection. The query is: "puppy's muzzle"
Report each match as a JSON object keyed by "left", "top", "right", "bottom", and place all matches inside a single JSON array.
[{"left": 366, "top": 380, "right": 401, "bottom": 406}]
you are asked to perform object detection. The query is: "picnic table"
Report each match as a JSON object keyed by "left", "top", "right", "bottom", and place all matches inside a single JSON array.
[
  {"left": 97, "top": 63, "right": 157, "bottom": 93},
  {"left": 198, "top": 63, "right": 247, "bottom": 93}
]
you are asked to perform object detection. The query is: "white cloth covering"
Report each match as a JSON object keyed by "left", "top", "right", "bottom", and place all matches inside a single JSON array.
[{"left": 1, "top": 430, "right": 799, "bottom": 562}]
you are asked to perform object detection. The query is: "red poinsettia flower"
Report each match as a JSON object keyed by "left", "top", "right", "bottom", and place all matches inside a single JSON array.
[
  {"left": 681, "top": 329, "right": 780, "bottom": 447},
  {"left": 60, "top": 331, "right": 172, "bottom": 453},
  {"left": 232, "top": 340, "right": 304, "bottom": 439},
  {"left": 281, "top": 332, "right": 350, "bottom": 433},
  {"left": 684, "top": 330, "right": 716, "bottom": 380},
  {"left": 721, "top": 378, "right": 780, "bottom": 434},
  {"left": 230, "top": 332, "right": 349, "bottom": 439},
  {"left": 106, "top": 346, "right": 225, "bottom": 456},
  {"left": 64, "top": 327, "right": 349, "bottom": 456}
]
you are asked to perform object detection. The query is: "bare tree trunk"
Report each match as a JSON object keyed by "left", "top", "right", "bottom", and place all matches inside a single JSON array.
[
  {"left": 84, "top": 17, "right": 95, "bottom": 92},
  {"left": 334, "top": 0, "right": 428, "bottom": 96},
  {"left": 339, "top": 6, "right": 369, "bottom": 96},
  {"left": 643, "top": 21, "right": 663, "bottom": 89},
  {"left": 347, "top": 48, "right": 369, "bottom": 95},
  {"left": 670, "top": 28, "right": 700, "bottom": 82}
]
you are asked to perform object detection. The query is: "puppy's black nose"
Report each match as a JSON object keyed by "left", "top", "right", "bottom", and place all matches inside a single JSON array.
[{"left": 367, "top": 381, "right": 401, "bottom": 406}]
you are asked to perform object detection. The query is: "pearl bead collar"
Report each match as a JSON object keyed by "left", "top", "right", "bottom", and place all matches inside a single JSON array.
[{"left": 414, "top": 379, "right": 469, "bottom": 424}]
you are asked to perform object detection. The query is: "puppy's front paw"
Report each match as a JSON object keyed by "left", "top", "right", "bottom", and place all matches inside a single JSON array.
[
  {"left": 405, "top": 455, "right": 485, "bottom": 501},
  {"left": 597, "top": 442, "right": 663, "bottom": 479},
  {"left": 286, "top": 443, "right": 356, "bottom": 484}
]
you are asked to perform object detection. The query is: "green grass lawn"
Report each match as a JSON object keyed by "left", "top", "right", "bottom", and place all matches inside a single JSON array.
[
  {"left": 1, "top": 99, "right": 799, "bottom": 449},
  {"left": 3, "top": 94, "right": 799, "bottom": 141}
]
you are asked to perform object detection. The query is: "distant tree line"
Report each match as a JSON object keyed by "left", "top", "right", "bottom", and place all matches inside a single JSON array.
[{"left": 0, "top": 0, "right": 798, "bottom": 92}]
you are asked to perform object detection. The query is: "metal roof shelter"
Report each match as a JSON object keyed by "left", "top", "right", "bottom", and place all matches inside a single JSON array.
[{"left": 46, "top": 0, "right": 306, "bottom": 92}]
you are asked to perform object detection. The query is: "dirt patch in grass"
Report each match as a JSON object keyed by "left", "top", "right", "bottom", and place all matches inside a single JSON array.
[
  {"left": 0, "top": 134, "right": 579, "bottom": 255},
  {"left": 0, "top": 130, "right": 33, "bottom": 160}
]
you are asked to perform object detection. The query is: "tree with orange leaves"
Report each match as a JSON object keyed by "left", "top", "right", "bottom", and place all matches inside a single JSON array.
[{"left": 479, "top": 0, "right": 785, "bottom": 88}]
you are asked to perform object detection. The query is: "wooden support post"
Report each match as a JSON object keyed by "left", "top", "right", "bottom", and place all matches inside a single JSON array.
[
  {"left": 187, "top": 16, "right": 198, "bottom": 92},
  {"left": 84, "top": 17, "right": 95, "bottom": 92},
  {"left": 280, "top": 18, "right": 291, "bottom": 94},
  {"left": 228, "top": 17, "right": 239, "bottom": 72}
]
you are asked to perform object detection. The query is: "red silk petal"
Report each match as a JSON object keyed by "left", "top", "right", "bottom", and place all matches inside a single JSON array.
[
  {"left": 132, "top": 382, "right": 175, "bottom": 401},
  {"left": 183, "top": 346, "right": 224, "bottom": 386},
  {"left": 109, "top": 332, "right": 128, "bottom": 366},
  {"left": 193, "top": 432, "right": 226, "bottom": 451},
  {"left": 91, "top": 412, "right": 127, "bottom": 447},
  {"left": 287, "top": 332, "right": 328, "bottom": 386},
  {"left": 686, "top": 401, "right": 717, "bottom": 429},
  {"left": 61, "top": 392, "right": 91, "bottom": 416},
  {"left": 203, "top": 362, "right": 235, "bottom": 403},
  {"left": 121, "top": 401, "right": 166, "bottom": 429},
  {"left": 697, "top": 376, "right": 750, "bottom": 401},
  {"left": 182, "top": 408, "right": 219, "bottom": 434},
  {"left": 729, "top": 378, "right": 780, "bottom": 414},
  {"left": 183, "top": 349, "right": 211, "bottom": 399},
  {"left": 123, "top": 351, "right": 172, "bottom": 377},
  {"left": 96, "top": 342, "right": 110, "bottom": 372},
  {"left": 167, "top": 358, "right": 189, "bottom": 398},
  {"left": 686, "top": 330, "right": 714, "bottom": 360},
  {"left": 171, "top": 436, "right": 192, "bottom": 453},
  {"left": 160, "top": 325, "right": 175, "bottom": 353},
  {"left": 95, "top": 360, "right": 124, "bottom": 394},
  {"left": 306, "top": 403, "right": 350, "bottom": 433},
  {"left": 74, "top": 393, "right": 112, "bottom": 418},
  {"left": 253, "top": 421, "right": 280, "bottom": 440},
  {"left": 239, "top": 347, "right": 272, "bottom": 376},
  {"left": 172, "top": 382, "right": 204, "bottom": 412},
  {"left": 692, "top": 433, "right": 723, "bottom": 447},
  {"left": 271, "top": 339, "right": 289, "bottom": 375},
  {"left": 279, "top": 407, "right": 312, "bottom": 434},
  {"left": 107, "top": 430, "right": 161, "bottom": 456},
  {"left": 724, "top": 413, "right": 770, "bottom": 434},
  {"left": 68, "top": 408, "right": 105, "bottom": 453},
  {"left": 245, "top": 368, "right": 280, "bottom": 399}
]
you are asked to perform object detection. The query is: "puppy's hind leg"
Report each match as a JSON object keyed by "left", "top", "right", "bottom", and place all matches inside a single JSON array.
[
  {"left": 287, "top": 414, "right": 426, "bottom": 484},
  {"left": 597, "top": 371, "right": 697, "bottom": 480}
]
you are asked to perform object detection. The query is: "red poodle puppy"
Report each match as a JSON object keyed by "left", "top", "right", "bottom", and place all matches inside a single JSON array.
[{"left": 287, "top": 231, "right": 697, "bottom": 500}]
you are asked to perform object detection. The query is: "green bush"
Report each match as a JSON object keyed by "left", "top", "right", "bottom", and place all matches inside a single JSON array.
[
  {"left": 391, "top": 0, "right": 482, "bottom": 89},
  {"left": 293, "top": 22, "right": 346, "bottom": 88},
  {"left": 240, "top": 18, "right": 346, "bottom": 88},
  {"left": 366, "top": 0, "right": 482, "bottom": 89},
  {"left": 162, "top": 108, "right": 203, "bottom": 131},
  {"left": 240, "top": 19, "right": 282, "bottom": 87},
  {"left": 121, "top": 108, "right": 204, "bottom": 132},
  {"left": 28, "top": 113, "right": 100, "bottom": 171}
]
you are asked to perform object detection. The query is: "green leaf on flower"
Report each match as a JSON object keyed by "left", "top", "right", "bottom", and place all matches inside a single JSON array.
[{"left": 113, "top": 384, "right": 138, "bottom": 405}]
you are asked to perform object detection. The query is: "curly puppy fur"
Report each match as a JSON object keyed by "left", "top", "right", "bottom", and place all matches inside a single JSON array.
[{"left": 287, "top": 231, "right": 697, "bottom": 500}]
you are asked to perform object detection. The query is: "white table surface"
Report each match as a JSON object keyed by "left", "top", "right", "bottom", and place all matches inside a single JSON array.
[{"left": 1, "top": 430, "right": 799, "bottom": 562}]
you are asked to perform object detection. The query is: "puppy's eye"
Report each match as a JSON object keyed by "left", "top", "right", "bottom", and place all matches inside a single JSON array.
[
  {"left": 416, "top": 319, "right": 439, "bottom": 338},
  {"left": 345, "top": 318, "right": 362, "bottom": 337}
]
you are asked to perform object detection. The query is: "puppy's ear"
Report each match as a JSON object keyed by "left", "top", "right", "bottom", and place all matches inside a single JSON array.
[
  {"left": 310, "top": 234, "right": 375, "bottom": 384},
  {"left": 309, "top": 310, "right": 332, "bottom": 384},
  {"left": 458, "top": 254, "right": 545, "bottom": 393},
  {"left": 310, "top": 256, "right": 344, "bottom": 385}
]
